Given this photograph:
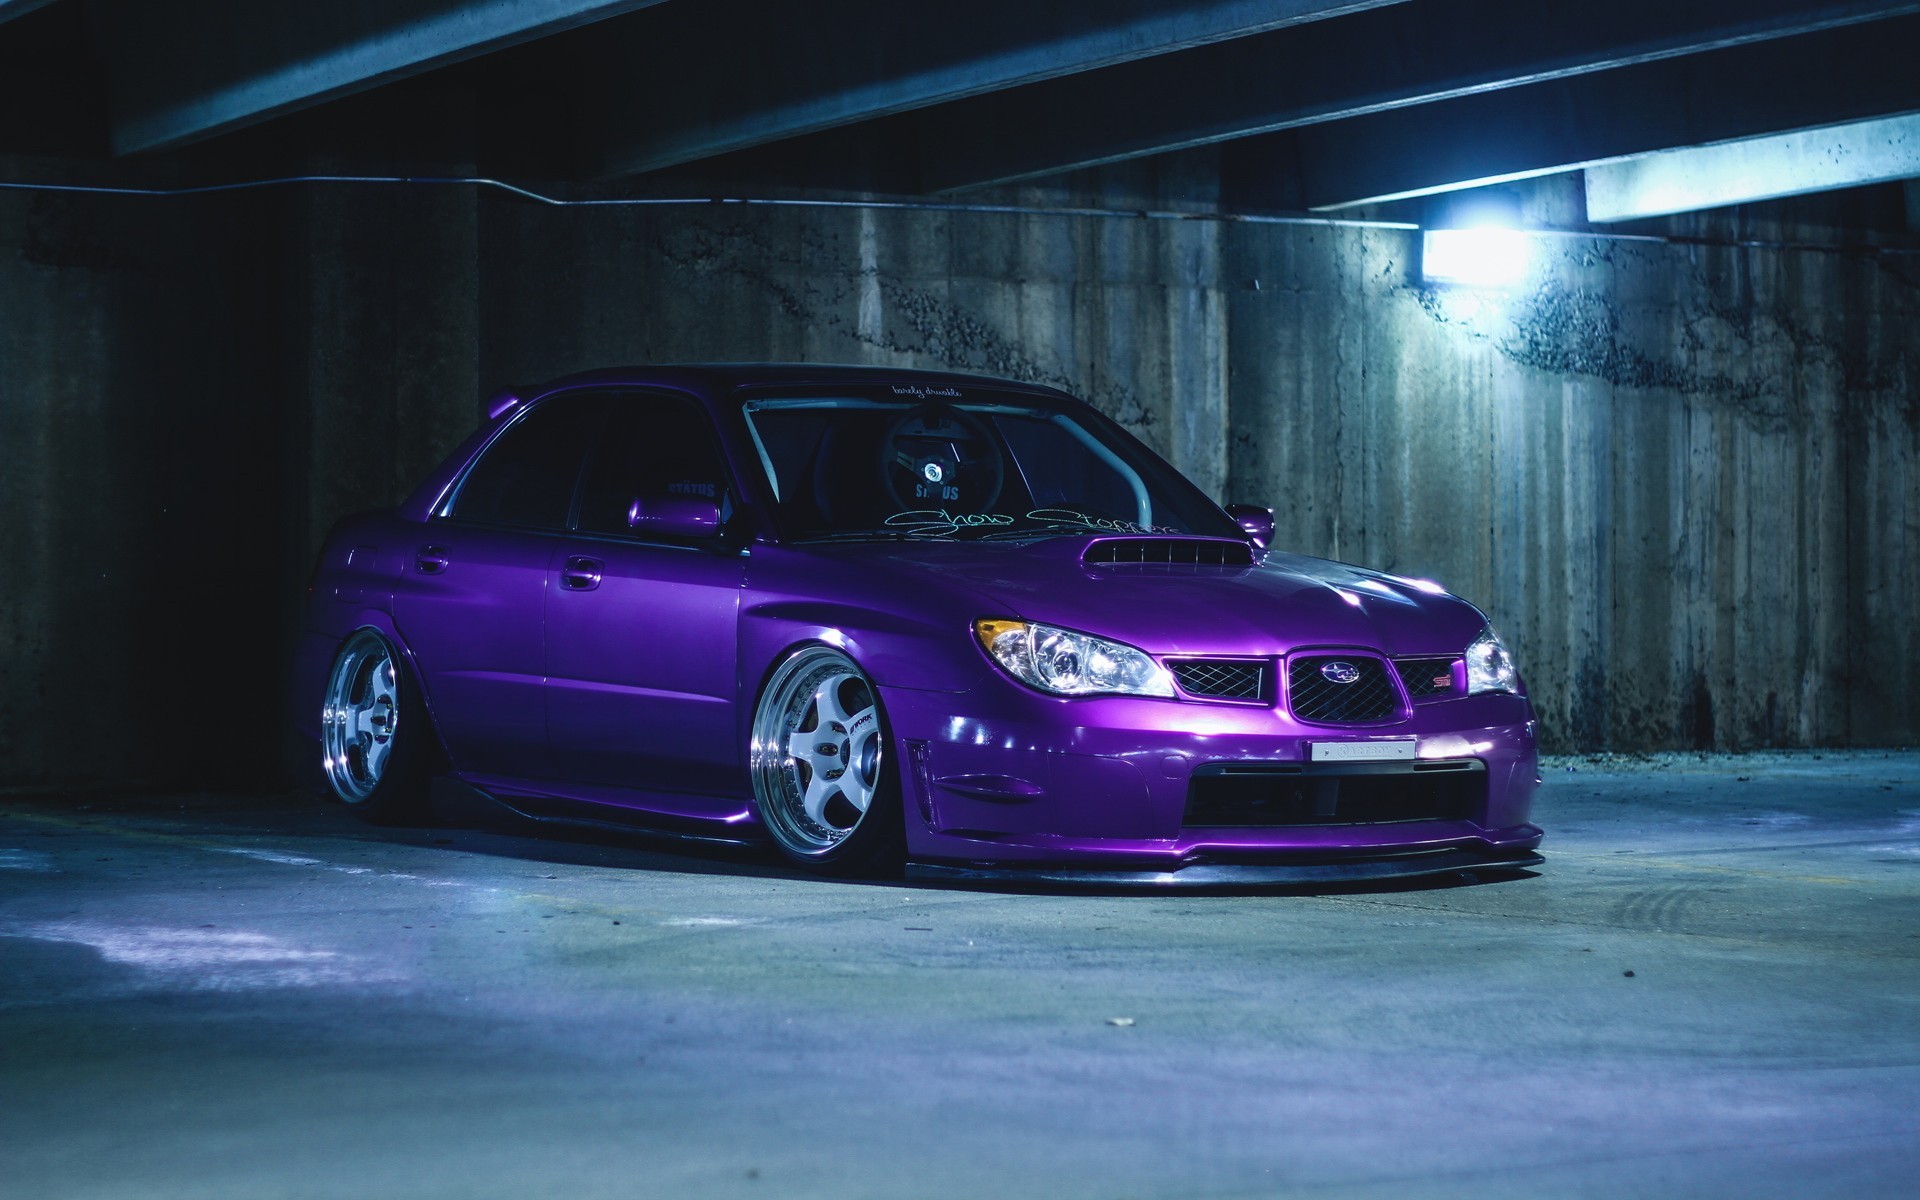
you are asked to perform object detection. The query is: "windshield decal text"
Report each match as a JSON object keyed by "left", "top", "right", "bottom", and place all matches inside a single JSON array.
[
  {"left": 884, "top": 509, "right": 1017, "bottom": 537},
  {"left": 1026, "top": 509, "right": 1180, "bottom": 535},
  {"left": 878, "top": 508, "right": 1180, "bottom": 539}
]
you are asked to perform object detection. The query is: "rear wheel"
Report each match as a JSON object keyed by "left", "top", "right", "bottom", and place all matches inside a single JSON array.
[
  {"left": 750, "top": 646, "right": 903, "bottom": 875},
  {"left": 321, "top": 628, "right": 431, "bottom": 824}
]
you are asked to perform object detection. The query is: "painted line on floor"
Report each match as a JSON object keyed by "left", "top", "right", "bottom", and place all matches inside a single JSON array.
[
  {"left": 0, "top": 810, "right": 455, "bottom": 886},
  {"left": 0, "top": 847, "right": 56, "bottom": 871},
  {"left": 0, "top": 809, "right": 751, "bottom": 928}
]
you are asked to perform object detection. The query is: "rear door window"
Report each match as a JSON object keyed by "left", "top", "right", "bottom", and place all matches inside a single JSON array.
[{"left": 446, "top": 395, "right": 609, "bottom": 529}]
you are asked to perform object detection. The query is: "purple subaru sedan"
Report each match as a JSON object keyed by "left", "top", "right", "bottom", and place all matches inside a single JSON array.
[{"left": 296, "top": 365, "right": 1542, "bottom": 884}]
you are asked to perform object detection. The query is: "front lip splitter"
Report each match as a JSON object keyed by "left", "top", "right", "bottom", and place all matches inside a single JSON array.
[{"left": 905, "top": 844, "right": 1545, "bottom": 888}]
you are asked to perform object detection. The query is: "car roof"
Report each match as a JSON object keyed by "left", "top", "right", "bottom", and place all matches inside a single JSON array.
[{"left": 525, "top": 363, "right": 1077, "bottom": 403}]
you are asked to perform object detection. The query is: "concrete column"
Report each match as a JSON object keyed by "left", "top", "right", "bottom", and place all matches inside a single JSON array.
[{"left": 275, "top": 91, "right": 480, "bottom": 775}]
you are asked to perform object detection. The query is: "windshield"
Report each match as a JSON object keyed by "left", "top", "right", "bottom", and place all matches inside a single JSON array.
[{"left": 740, "top": 387, "right": 1242, "bottom": 542}]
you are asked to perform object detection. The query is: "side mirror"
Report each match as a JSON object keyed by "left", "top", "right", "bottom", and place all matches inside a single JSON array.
[
  {"left": 628, "top": 494, "right": 721, "bottom": 539},
  {"left": 1223, "top": 503, "right": 1274, "bottom": 552}
]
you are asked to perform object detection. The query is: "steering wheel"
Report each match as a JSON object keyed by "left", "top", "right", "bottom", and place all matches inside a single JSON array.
[{"left": 878, "top": 405, "right": 1005, "bottom": 512}]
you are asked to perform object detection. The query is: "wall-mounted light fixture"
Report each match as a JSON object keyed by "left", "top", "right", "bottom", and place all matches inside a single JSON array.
[
  {"left": 1420, "top": 190, "right": 1531, "bottom": 289},
  {"left": 1421, "top": 226, "right": 1531, "bottom": 288}
]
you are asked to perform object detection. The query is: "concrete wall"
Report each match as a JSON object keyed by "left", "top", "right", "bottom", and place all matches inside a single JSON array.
[
  {"left": 0, "top": 155, "right": 481, "bottom": 788},
  {"left": 1222, "top": 213, "right": 1918, "bottom": 750},
  {"left": 477, "top": 198, "right": 1230, "bottom": 498},
  {"left": 0, "top": 175, "right": 278, "bottom": 787},
  {"left": 476, "top": 181, "right": 1920, "bottom": 753},
  {"left": 1, "top": 161, "right": 1915, "bottom": 787}
]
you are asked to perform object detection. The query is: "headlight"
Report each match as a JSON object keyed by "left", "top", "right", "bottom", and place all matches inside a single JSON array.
[
  {"left": 1464, "top": 624, "right": 1519, "bottom": 695},
  {"left": 974, "top": 619, "right": 1175, "bottom": 698}
]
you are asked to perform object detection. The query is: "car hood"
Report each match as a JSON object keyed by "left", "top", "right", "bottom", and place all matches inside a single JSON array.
[{"left": 801, "top": 536, "right": 1487, "bottom": 658}]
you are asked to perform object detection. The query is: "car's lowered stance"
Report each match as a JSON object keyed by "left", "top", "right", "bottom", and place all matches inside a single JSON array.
[{"left": 297, "top": 365, "right": 1542, "bottom": 884}]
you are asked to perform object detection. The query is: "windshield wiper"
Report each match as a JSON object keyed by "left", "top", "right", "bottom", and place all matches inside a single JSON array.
[
  {"left": 789, "top": 530, "right": 928, "bottom": 544},
  {"left": 968, "top": 527, "right": 1087, "bottom": 542},
  {"left": 792, "top": 525, "right": 1111, "bottom": 545}
]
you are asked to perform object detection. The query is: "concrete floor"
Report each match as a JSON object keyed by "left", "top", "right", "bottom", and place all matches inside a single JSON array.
[{"left": 3, "top": 752, "right": 1917, "bottom": 1199}]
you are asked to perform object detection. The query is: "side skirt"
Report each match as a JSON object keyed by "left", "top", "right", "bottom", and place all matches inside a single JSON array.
[{"left": 431, "top": 776, "right": 766, "bottom": 849}]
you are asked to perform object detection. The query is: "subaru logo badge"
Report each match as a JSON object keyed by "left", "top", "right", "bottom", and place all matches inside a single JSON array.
[{"left": 1320, "top": 661, "right": 1361, "bottom": 685}]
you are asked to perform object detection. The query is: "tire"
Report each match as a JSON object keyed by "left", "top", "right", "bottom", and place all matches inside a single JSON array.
[
  {"left": 320, "top": 628, "right": 432, "bottom": 825},
  {"left": 749, "top": 645, "right": 905, "bottom": 876}
]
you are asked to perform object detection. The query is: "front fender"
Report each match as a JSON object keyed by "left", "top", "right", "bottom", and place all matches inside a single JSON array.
[{"left": 740, "top": 599, "right": 990, "bottom": 696}]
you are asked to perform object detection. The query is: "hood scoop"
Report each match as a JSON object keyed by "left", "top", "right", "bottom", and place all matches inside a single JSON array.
[{"left": 1081, "top": 537, "right": 1254, "bottom": 567}]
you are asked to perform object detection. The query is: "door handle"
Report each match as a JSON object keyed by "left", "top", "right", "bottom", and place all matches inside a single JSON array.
[
  {"left": 561, "top": 556, "right": 603, "bottom": 591},
  {"left": 416, "top": 545, "right": 450, "bottom": 574}
]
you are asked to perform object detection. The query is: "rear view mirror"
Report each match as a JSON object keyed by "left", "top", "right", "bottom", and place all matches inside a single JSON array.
[
  {"left": 627, "top": 494, "right": 721, "bottom": 539},
  {"left": 1223, "top": 503, "right": 1274, "bottom": 552}
]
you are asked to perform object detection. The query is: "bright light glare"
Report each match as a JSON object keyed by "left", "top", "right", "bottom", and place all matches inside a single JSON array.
[
  {"left": 1388, "top": 574, "right": 1449, "bottom": 596},
  {"left": 1422, "top": 227, "right": 1531, "bottom": 288}
]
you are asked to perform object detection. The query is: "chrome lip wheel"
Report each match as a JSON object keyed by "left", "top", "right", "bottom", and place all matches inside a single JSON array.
[
  {"left": 752, "top": 647, "right": 885, "bottom": 857},
  {"left": 322, "top": 631, "right": 400, "bottom": 803}
]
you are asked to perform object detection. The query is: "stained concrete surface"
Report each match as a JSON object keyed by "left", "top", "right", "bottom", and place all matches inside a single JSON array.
[{"left": 3, "top": 751, "right": 1918, "bottom": 1199}]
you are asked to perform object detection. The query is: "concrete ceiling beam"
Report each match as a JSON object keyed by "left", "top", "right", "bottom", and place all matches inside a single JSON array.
[
  {"left": 100, "top": 0, "right": 668, "bottom": 155},
  {"left": 1584, "top": 113, "right": 1920, "bottom": 222},
  {"left": 0, "top": 0, "right": 60, "bottom": 29},
  {"left": 570, "top": 0, "right": 1409, "bottom": 180},
  {"left": 917, "top": 0, "right": 1920, "bottom": 193},
  {"left": 1224, "top": 16, "right": 1920, "bottom": 211}
]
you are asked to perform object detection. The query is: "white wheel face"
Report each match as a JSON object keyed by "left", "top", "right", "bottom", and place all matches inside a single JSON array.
[
  {"left": 322, "top": 631, "right": 400, "bottom": 803},
  {"left": 751, "top": 647, "right": 886, "bottom": 857}
]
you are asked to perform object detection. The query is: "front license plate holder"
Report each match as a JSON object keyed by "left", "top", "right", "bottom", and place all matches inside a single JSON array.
[{"left": 1309, "top": 738, "right": 1417, "bottom": 763}]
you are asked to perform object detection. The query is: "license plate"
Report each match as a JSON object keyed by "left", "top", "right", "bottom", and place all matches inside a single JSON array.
[{"left": 1310, "top": 738, "right": 1417, "bottom": 763}]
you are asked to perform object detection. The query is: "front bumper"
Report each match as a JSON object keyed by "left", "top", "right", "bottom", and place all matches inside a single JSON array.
[{"left": 880, "top": 679, "right": 1541, "bottom": 869}]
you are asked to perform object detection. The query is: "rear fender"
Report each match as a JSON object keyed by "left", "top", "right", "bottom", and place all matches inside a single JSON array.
[{"left": 297, "top": 610, "right": 454, "bottom": 773}]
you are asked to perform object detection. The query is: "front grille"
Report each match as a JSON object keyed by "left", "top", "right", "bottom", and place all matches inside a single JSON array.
[
  {"left": 1395, "top": 657, "right": 1457, "bottom": 698},
  {"left": 1082, "top": 538, "right": 1254, "bottom": 566},
  {"left": 1287, "top": 655, "right": 1401, "bottom": 723},
  {"left": 1184, "top": 760, "right": 1484, "bottom": 827},
  {"left": 1171, "top": 659, "right": 1267, "bottom": 701}
]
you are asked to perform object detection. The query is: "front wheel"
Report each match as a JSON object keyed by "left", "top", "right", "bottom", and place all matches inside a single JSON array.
[
  {"left": 321, "top": 628, "right": 431, "bottom": 825},
  {"left": 750, "top": 646, "right": 904, "bottom": 876}
]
